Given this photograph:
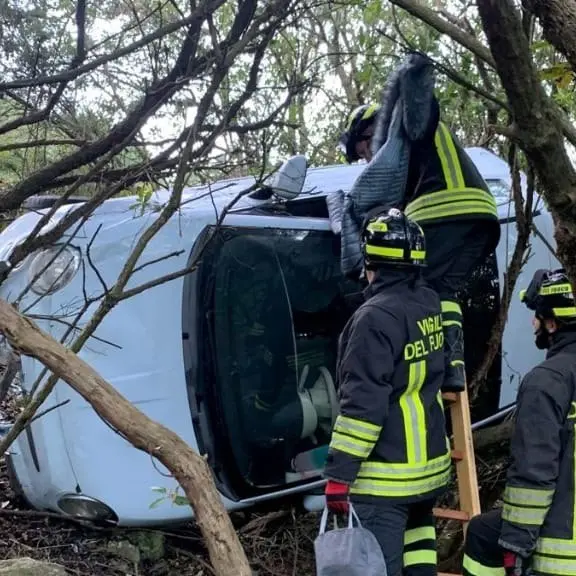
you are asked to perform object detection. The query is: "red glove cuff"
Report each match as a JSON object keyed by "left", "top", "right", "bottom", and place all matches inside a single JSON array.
[
  {"left": 503, "top": 551, "right": 516, "bottom": 569},
  {"left": 325, "top": 480, "right": 350, "bottom": 497}
]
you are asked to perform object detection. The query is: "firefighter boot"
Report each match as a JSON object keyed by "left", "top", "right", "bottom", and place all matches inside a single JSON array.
[{"left": 441, "top": 300, "right": 466, "bottom": 392}]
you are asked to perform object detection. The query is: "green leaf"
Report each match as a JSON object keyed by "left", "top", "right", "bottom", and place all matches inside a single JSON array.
[
  {"left": 539, "top": 62, "right": 572, "bottom": 81},
  {"left": 173, "top": 495, "right": 190, "bottom": 506},
  {"left": 149, "top": 497, "right": 166, "bottom": 509},
  {"left": 531, "top": 40, "right": 550, "bottom": 51}
]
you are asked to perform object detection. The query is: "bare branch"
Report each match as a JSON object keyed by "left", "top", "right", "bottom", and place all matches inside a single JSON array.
[{"left": 389, "top": 0, "right": 576, "bottom": 146}]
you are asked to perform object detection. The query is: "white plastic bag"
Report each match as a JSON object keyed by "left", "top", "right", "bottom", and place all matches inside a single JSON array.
[{"left": 314, "top": 503, "right": 388, "bottom": 576}]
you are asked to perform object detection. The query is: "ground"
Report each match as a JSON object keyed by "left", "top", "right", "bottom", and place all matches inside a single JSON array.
[
  {"left": 0, "top": 452, "right": 319, "bottom": 575},
  {"left": 0, "top": 363, "right": 510, "bottom": 575}
]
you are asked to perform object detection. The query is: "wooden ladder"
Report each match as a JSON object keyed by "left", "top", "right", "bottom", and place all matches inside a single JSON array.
[{"left": 435, "top": 387, "right": 481, "bottom": 576}]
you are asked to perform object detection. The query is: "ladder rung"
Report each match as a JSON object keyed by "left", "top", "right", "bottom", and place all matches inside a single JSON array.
[
  {"left": 451, "top": 449, "right": 464, "bottom": 461},
  {"left": 433, "top": 507, "right": 470, "bottom": 522},
  {"left": 441, "top": 392, "right": 459, "bottom": 403}
]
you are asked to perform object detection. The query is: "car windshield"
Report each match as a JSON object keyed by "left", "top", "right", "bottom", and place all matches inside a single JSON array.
[{"left": 208, "top": 227, "right": 363, "bottom": 490}]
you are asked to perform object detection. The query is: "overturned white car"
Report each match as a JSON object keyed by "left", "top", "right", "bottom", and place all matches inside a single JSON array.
[{"left": 0, "top": 147, "right": 557, "bottom": 526}]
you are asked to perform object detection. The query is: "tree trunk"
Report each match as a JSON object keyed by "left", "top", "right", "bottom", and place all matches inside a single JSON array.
[
  {"left": 523, "top": 0, "right": 576, "bottom": 73},
  {"left": 476, "top": 0, "right": 576, "bottom": 285},
  {"left": 0, "top": 300, "right": 252, "bottom": 576}
]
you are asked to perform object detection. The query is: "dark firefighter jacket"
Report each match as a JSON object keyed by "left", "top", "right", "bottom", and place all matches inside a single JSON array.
[
  {"left": 323, "top": 270, "right": 451, "bottom": 504},
  {"left": 403, "top": 104, "right": 500, "bottom": 241},
  {"left": 498, "top": 330, "right": 576, "bottom": 576}
]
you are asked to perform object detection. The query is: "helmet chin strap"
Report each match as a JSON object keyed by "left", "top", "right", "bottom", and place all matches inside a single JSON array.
[{"left": 534, "top": 314, "right": 552, "bottom": 350}]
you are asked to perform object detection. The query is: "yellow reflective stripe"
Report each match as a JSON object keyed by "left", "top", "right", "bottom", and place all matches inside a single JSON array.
[
  {"left": 553, "top": 307, "right": 576, "bottom": 317},
  {"left": 463, "top": 554, "right": 505, "bottom": 576},
  {"left": 532, "top": 555, "right": 576, "bottom": 575},
  {"left": 537, "top": 538, "right": 576, "bottom": 557},
  {"left": 407, "top": 201, "right": 498, "bottom": 223},
  {"left": 333, "top": 415, "right": 381, "bottom": 442},
  {"left": 400, "top": 360, "right": 427, "bottom": 464},
  {"left": 329, "top": 433, "right": 374, "bottom": 458},
  {"left": 366, "top": 221, "right": 388, "bottom": 233},
  {"left": 404, "top": 526, "right": 435, "bottom": 546},
  {"left": 442, "top": 320, "right": 462, "bottom": 327},
  {"left": 441, "top": 301, "right": 462, "bottom": 315},
  {"left": 436, "top": 389, "right": 445, "bottom": 417},
  {"left": 405, "top": 187, "right": 497, "bottom": 215},
  {"left": 346, "top": 103, "right": 379, "bottom": 130},
  {"left": 540, "top": 283, "right": 573, "bottom": 296},
  {"left": 358, "top": 452, "right": 451, "bottom": 479},
  {"left": 364, "top": 245, "right": 426, "bottom": 260},
  {"left": 519, "top": 288, "right": 527, "bottom": 302},
  {"left": 502, "top": 502, "right": 549, "bottom": 525},
  {"left": 435, "top": 122, "right": 465, "bottom": 189},
  {"left": 364, "top": 246, "right": 402, "bottom": 258},
  {"left": 568, "top": 402, "right": 576, "bottom": 420},
  {"left": 350, "top": 467, "right": 450, "bottom": 497},
  {"left": 361, "top": 103, "right": 379, "bottom": 121},
  {"left": 403, "top": 550, "right": 436, "bottom": 567},
  {"left": 504, "top": 485, "right": 554, "bottom": 508}
]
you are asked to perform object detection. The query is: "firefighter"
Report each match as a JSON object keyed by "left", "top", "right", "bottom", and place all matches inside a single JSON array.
[
  {"left": 337, "top": 101, "right": 501, "bottom": 392},
  {"left": 323, "top": 206, "right": 451, "bottom": 576},
  {"left": 462, "top": 268, "right": 576, "bottom": 576}
]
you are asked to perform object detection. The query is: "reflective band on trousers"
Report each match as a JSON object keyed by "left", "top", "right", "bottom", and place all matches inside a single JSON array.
[
  {"left": 532, "top": 554, "right": 576, "bottom": 575},
  {"left": 328, "top": 415, "right": 382, "bottom": 459},
  {"left": 400, "top": 359, "right": 428, "bottom": 464},
  {"left": 462, "top": 554, "right": 505, "bottom": 576},
  {"left": 403, "top": 550, "right": 436, "bottom": 567},
  {"left": 504, "top": 485, "right": 554, "bottom": 508},
  {"left": 350, "top": 466, "right": 450, "bottom": 497},
  {"left": 502, "top": 502, "right": 549, "bottom": 525},
  {"left": 537, "top": 538, "right": 576, "bottom": 556},
  {"left": 403, "top": 526, "right": 437, "bottom": 567},
  {"left": 404, "top": 526, "right": 435, "bottom": 546}
]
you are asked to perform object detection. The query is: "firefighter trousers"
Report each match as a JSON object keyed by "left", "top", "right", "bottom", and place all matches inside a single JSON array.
[
  {"left": 422, "top": 221, "right": 498, "bottom": 392},
  {"left": 462, "top": 508, "right": 507, "bottom": 575},
  {"left": 352, "top": 498, "right": 438, "bottom": 576}
]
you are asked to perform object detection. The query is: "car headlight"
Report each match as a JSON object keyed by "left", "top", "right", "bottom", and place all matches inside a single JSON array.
[{"left": 29, "top": 245, "right": 81, "bottom": 296}]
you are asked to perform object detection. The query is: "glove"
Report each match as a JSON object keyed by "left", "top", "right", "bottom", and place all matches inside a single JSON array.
[
  {"left": 503, "top": 551, "right": 532, "bottom": 576},
  {"left": 325, "top": 480, "right": 350, "bottom": 514}
]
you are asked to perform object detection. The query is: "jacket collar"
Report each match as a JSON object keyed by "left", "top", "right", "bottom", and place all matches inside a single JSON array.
[
  {"left": 546, "top": 329, "right": 576, "bottom": 359},
  {"left": 363, "top": 268, "right": 422, "bottom": 300}
]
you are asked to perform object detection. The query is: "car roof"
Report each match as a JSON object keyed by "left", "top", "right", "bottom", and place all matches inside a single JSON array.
[{"left": 49, "top": 146, "right": 516, "bottom": 218}]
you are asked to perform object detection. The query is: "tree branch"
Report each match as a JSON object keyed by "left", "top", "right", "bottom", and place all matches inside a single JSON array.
[
  {"left": 475, "top": 0, "right": 576, "bottom": 284},
  {"left": 523, "top": 0, "right": 576, "bottom": 73},
  {"left": 389, "top": 0, "right": 576, "bottom": 146},
  {"left": 0, "top": 298, "right": 251, "bottom": 575}
]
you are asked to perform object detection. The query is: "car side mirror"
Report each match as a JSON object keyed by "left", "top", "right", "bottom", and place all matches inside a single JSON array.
[{"left": 268, "top": 155, "right": 308, "bottom": 200}]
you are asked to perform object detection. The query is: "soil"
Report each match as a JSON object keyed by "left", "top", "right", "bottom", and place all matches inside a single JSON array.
[{"left": 0, "top": 365, "right": 510, "bottom": 576}]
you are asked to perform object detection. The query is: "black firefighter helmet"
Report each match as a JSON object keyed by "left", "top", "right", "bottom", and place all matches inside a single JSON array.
[
  {"left": 338, "top": 103, "right": 380, "bottom": 164},
  {"left": 361, "top": 206, "right": 427, "bottom": 270},
  {"left": 520, "top": 268, "right": 576, "bottom": 324}
]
